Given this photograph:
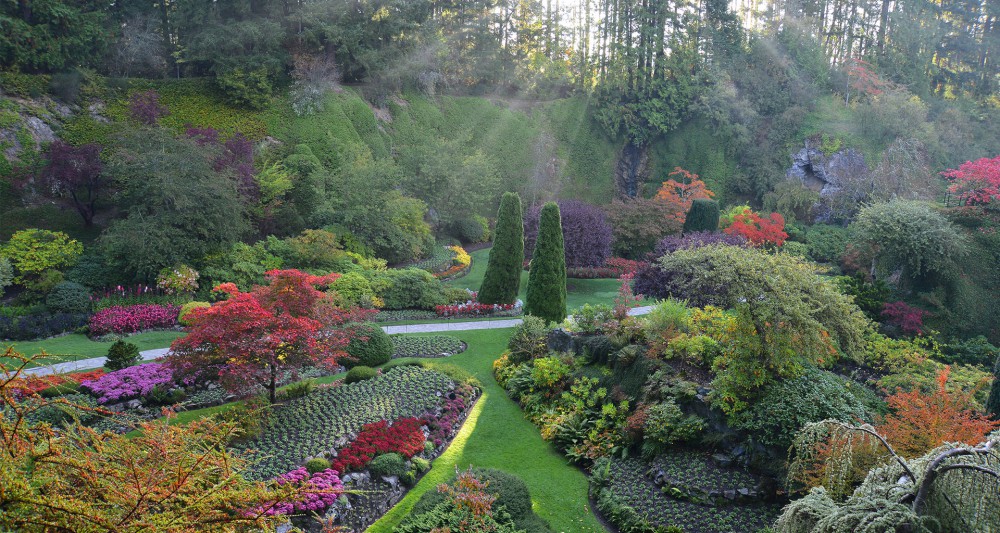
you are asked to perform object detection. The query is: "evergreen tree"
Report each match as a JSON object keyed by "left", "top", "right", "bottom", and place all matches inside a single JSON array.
[
  {"left": 105, "top": 340, "right": 140, "bottom": 371},
  {"left": 479, "top": 192, "right": 524, "bottom": 305},
  {"left": 988, "top": 356, "right": 1000, "bottom": 419},
  {"left": 524, "top": 202, "right": 566, "bottom": 323},
  {"left": 683, "top": 199, "right": 720, "bottom": 233}
]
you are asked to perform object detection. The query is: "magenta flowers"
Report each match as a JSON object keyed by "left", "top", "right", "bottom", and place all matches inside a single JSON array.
[
  {"left": 89, "top": 304, "right": 180, "bottom": 335},
  {"left": 264, "top": 468, "right": 344, "bottom": 515},
  {"left": 80, "top": 362, "right": 175, "bottom": 404}
]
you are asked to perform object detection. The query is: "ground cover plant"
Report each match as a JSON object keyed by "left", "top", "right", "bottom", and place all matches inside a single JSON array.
[
  {"left": 592, "top": 456, "right": 783, "bottom": 533},
  {"left": 391, "top": 335, "right": 466, "bottom": 358},
  {"left": 232, "top": 365, "right": 462, "bottom": 480}
]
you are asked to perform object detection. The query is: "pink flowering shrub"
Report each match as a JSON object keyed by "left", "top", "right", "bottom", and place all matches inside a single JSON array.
[
  {"left": 435, "top": 301, "right": 518, "bottom": 318},
  {"left": 263, "top": 468, "right": 344, "bottom": 515},
  {"left": 89, "top": 304, "right": 180, "bottom": 335},
  {"left": 80, "top": 362, "right": 175, "bottom": 404}
]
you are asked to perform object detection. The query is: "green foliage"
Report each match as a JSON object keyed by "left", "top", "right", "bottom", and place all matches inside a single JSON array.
[
  {"left": 213, "top": 65, "right": 274, "bottom": 109},
  {"left": 471, "top": 468, "right": 534, "bottom": 521},
  {"left": 345, "top": 366, "right": 378, "bottom": 384},
  {"left": 200, "top": 241, "right": 284, "bottom": 292},
  {"left": 525, "top": 203, "right": 567, "bottom": 324},
  {"left": 507, "top": 316, "right": 551, "bottom": 364},
  {"left": 806, "top": 225, "right": 849, "bottom": 264},
  {"left": 0, "top": 72, "right": 50, "bottom": 98},
  {"left": 643, "top": 299, "right": 690, "bottom": 341},
  {"left": 214, "top": 395, "right": 273, "bottom": 441},
  {"left": 938, "top": 336, "right": 1000, "bottom": 368},
  {"left": 101, "top": 127, "right": 248, "bottom": 281},
  {"left": 278, "top": 380, "right": 314, "bottom": 402},
  {"left": 368, "top": 452, "right": 407, "bottom": 478},
  {"left": 1, "top": 229, "right": 83, "bottom": 284},
  {"left": 849, "top": 200, "right": 967, "bottom": 286},
  {"left": 730, "top": 368, "right": 884, "bottom": 450},
  {"left": 45, "top": 282, "right": 91, "bottom": 313},
  {"left": 683, "top": 199, "right": 720, "bottom": 233},
  {"left": 763, "top": 182, "right": 821, "bottom": 223},
  {"left": 104, "top": 340, "right": 140, "bottom": 371},
  {"left": 412, "top": 456, "right": 431, "bottom": 473},
  {"left": 365, "top": 268, "right": 446, "bottom": 310},
  {"left": 543, "top": 98, "right": 617, "bottom": 203},
  {"left": 567, "top": 304, "right": 615, "bottom": 334},
  {"left": 642, "top": 399, "right": 705, "bottom": 452},
  {"left": 987, "top": 358, "right": 1000, "bottom": 418},
  {"left": 832, "top": 276, "right": 888, "bottom": 323},
  {"left": 651, "top": 245, "right": 873, "bottom": 413},
  {"left": 178, "top": 302, "right": 211, "bottom": 326},
  {"left": 329, "top": 271, "right": 378, "bottom": 308},
  {"left": 479, "top": 192, "right": 524, "bottom": 305},
  {"left": 304, "top": 457, "right": 331, "bottom": 474},
  {"left": 344, "top": 324, "right": 393, "bottom": 368}
]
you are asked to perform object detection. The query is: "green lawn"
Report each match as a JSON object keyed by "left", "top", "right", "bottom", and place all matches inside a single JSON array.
[
  {"left": 368, "top": 329, "right": 607, "bottom": 532},
  {"left": 446, "top": 247, "right": 624, "bottom": 311},
  {"left": 1, "top": 330, "right": 186, "bottom": 368}
]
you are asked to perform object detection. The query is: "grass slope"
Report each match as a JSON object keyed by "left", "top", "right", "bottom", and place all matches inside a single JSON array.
[
  {"left": 1, "top": 330, "right": 185, "bottom": 368},
  {"left": 369, "top": 329, "right": 606, "bottom": 533}
]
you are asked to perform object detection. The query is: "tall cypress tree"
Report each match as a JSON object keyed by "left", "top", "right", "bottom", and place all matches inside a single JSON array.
[
  {"left": 524, "top": 202, "right": 566, "bottom": 323},
  {"left": 683, "top": 199, "right": 720, "bottom": 233},
  {"left": 988, "top": 355, "right": 1000, "bottom": 419},
  {"left": 479, "top": 192, "right": 524, "bottom": 305}
]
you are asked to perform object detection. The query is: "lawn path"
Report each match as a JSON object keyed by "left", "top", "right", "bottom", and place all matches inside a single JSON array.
[
  {"left": 21, "top": 307, "right": 651, "bottom": 376},
  {"left": 369, "top": 329, "right": 609, "bottom": 533}
]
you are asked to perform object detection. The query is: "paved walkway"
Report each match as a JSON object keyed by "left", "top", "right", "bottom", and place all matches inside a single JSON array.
[{"left": 22, "top": 306, "right": 654, "bottom": 377}]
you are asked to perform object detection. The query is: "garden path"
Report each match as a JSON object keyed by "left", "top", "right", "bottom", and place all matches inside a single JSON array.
[{"left": 21, "top": 306, "right": 653, "bottom": 377}]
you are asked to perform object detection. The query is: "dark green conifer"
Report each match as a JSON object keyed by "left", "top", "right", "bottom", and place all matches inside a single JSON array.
[
  {"left": 479, "top": 192, "right": 524, "bottom": 305},
  {"left": 524, "top": 202, "right": 566, "bottom": 323},
  {"left": 987, "top": 355, "right": 1000, "bottom": 419},
  {"left": 683, "top": 198, "right": 720, "bottom": 233}
]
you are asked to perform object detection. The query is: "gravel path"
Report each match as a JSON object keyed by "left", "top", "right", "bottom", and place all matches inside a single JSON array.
[{"left": 21, "top": 306, "right": 654, "bottom": 377}]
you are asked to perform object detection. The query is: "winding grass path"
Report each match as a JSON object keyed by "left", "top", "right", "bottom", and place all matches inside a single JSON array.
[{"left": 369, "top": 329, "right": 608, "bottom": 533}]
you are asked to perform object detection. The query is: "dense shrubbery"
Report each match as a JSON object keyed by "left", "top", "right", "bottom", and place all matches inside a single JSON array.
[
  {"left": 344, "top": 324, "right": 393, "bottom": 368},
  {"left": 88, "top": 304, "right": 180, "bottom": 336},
  {"left": 525, "top": 200, "right": 612, "bottom": 268}
]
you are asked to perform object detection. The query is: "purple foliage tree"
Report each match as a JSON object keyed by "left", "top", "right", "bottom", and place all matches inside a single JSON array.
[
  {"left": 184, "top": 127, "right": 259, "bottom": 202},
  {"left": 128, "top": 90, "right": 169, "bottom": 125},
  {"left": 37, "top": 141, "right": 105, "bottom": 226},
  {"left": 524, "top": 199, "right": 612, "bottom": 268}
]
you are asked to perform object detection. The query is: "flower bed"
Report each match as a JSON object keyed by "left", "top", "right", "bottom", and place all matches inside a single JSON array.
[
  {"left": 79, "top": 362, "right": 175, "bottom": 404},
  {"left": 433, "top": 245, "right": 472, "bottom": 280},
  {"left": 88, "top": 304, "right": 180, "bottom": 336},
  {"left": 331, "top": 417, "right": 426, "bottom": 473},
  {"left": 234, "top": 365, "right": 461, "bottom": 480},
  {"left": 566, "top": 258, "right": 649, "bottom": 279},
  {"left": 262, "top": 468, "right": 344, "bottom": 516},
  {"left": 435, "top": 300, "right": 520, "bottom": 318},
  {"left": 391, "top": 335, "right": 466, "bottom": 358}
]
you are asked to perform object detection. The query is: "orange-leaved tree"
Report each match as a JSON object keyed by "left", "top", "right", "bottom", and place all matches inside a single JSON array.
[
  {"left": 0, "top": 348, "right": 335, "bottom": 532},
  {"left": 653, "top": 167, "right": 714, "bottom": 226},
  {"left": 168, "top": 269, "right": 375, "bottom": 402},
  {"left": 723, "top": 210, "right": 788, "bottom": 247},
  {"left": 877, "top": 366, "right": 999, "bottom": 458}
]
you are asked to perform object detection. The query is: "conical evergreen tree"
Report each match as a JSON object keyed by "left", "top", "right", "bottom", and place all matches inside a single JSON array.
[
  {"left": 683, "top": 198, "right": 720, "bottom": 233},
  {"left": 987, "top": 355, "right": 1000, "bottom": 419},
  {"left": 524, "top": 202, "right": 566, "bottom": 323},
  {"left": 479, "top": 192, "right": 524, "bottom": 305}
]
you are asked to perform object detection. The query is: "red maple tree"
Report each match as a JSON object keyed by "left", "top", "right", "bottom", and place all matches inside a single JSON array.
[
  {"left": 723, "top": 210, "right": 788, "bottom": 247},
  {"left": 877, "top": 366, "right": 999, "bottom": 458},
  {"left": 168, "top": 269, "right": 375, "bottom": 402},
  {"left": 941, "top": 155, "right": 1000, "bottom": 206},
  {"left": 653, "top": 167, "right": 715, "bottom": 225}
]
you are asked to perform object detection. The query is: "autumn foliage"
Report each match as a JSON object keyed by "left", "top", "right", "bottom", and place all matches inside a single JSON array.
[
  {"left": 941, "top": 155, "right": 1000, "bottom": 206},
  {"left": 0, "top": 349, "right": 330, "bottom": 532},
  {"left": 168, "top": 269, "right": 374, "bottom": 402},
  {"left": 723, "top": 210, "right": 788, "bottom": 247},
  {"left": 653, "top": 167, "right": 715, "bottom": 225},
  {"left": 877, "top": 366, "right": 999, "bottom": 458}
]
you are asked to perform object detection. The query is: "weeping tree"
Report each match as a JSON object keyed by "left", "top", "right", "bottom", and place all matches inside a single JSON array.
[
  {"left": 524, "top": 202, "right": 566, "bottom": 324},
  {"left": 778, "top": 420, "right": 1000, "bottom": 533},
  {"left": 478, "top": 192, "right": 524, "bottom": 305}
]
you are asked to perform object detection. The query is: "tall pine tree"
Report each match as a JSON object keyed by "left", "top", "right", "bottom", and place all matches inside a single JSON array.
[
  {"left": 524, "top": 202, "right": 566, "bottom": 323},
  {"left": 479, "top": 192, "right": 524, "bottom": 305}
]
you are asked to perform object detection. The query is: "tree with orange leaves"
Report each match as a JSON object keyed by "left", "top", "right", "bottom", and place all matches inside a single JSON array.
[
  {"left": 653, "top": 167, "right": 714, "bottom": 225},
  {"left": 876, "top": 366, "right": 999, "bottom": 458}
]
